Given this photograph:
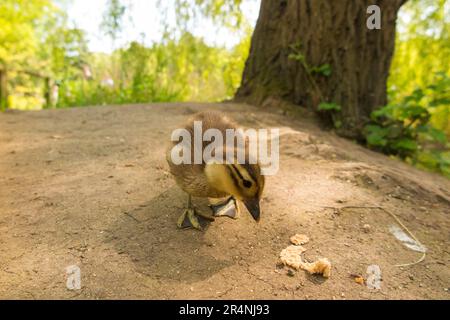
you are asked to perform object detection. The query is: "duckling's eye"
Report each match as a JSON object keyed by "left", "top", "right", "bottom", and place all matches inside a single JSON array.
[{"left": 243, "top": 180, "right": 252, "bottom": 188}]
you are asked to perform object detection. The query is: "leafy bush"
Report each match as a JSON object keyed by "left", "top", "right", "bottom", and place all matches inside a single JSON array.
[
  {"left": 54, "top": 31, "right": 251, "bottom": 108},
  {"left": 364, "top": 72, "right": 450, "bottom": 177}
]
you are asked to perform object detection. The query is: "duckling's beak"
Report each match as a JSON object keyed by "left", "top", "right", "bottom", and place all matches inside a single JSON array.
[{"left": 243, "top": 199, "right": 260, "bottom": 222}]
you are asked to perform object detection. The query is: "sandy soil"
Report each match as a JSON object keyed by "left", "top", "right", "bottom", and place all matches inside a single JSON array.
[{"left": 0, "top": 102, "right": 449, "bottom": 299}]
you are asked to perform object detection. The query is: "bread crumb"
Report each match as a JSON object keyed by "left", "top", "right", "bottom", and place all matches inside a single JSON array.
[
  {"left": 280, "top": 245, "right": 307, "bottom": 270},
  {"left": 290, "top": 234, "right": 310, "bottom": 245},
  {"left": 301, "top": 258, "right": 332, "bottom": 278},
  {"left": 354, "top": 276, "right": 365, "bottom": 285},
  {"left": 280, "top": 235, "right": 332, "bottom": 279}
]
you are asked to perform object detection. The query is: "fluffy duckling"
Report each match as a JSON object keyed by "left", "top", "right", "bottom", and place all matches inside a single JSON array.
[{"left": 166, "top": 111, "right": 265, "bottom": 230}]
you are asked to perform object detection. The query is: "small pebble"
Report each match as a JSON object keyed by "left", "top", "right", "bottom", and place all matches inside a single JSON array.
[{"left": 362, "top": 224, "right": 371, "bottom": 233}]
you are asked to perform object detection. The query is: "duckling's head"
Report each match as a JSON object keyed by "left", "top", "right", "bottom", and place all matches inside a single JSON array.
[{"left": 205, "top": 161, "right": 265, "bottom": 222}]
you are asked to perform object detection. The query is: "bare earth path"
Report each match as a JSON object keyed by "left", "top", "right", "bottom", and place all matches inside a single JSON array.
[{"left": 0, "top": 103, "right": 449, "bottom": 299}]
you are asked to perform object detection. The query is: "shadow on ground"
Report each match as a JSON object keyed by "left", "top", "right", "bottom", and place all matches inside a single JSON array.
[{"left": 107, "top": 186, "right": 234, "bottom": 283}]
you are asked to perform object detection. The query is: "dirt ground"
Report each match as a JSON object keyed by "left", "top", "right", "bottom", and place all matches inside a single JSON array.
[{"left": 0, "top": 102, "right": 449, "bottom": 299}]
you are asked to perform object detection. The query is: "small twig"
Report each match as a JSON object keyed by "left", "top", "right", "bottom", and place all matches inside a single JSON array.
[
  {"left": 321, "top": 205, "right": 427, "bottom": 267},
  {"left": 123, "top": 212, "right": 141, "bottom": 223},
  {"left": 378, "top": 207, "right": 426, "bottom": 267},
  {"left": 216, "top": 287, "right": 233, "bottom": 298}
]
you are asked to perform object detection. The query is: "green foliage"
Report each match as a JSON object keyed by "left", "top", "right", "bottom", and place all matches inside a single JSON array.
[
  {"left": 0, "top": 0, "right": 90, "bottom": 109},
  {"left": 317, "top": 102, "right": 342, "bottom": 129},
  {"left": 288, "top": 52, "right": 305, "bottom": 63},
  {"left": 289, "top": 43, "right": 339, "bottom": 128},
  {"left": 310, "top": 64, "right": 332, "bottom": 77},
  {"left": 162, "top": 0, "right": 247, "bottom": 31},
  {"left": 101, "top": 0, "right": 126, "bottom": 42},
  {"left": 365, "top": 72, "right": 450, "bottom": 177},
  {"left": 373, "top": 0, "right": 450, "bottom": 178},
  {"left": 56, "top": 30, "right": 251, "bottom": 107},
  {"left": 318, "top": 102, "right": 341, "bottom": 112},
  {"left": 0, "top": 0, "right": 55, "bottom": 67},
  {"left": 1, "top": 0, "right": 252, "bottom": 110},
  {"left": 288, "top": 44, "right": 332, "bottom": 77},
  {"left": 389, "top": 0, "right": 450, "bottom": 135}
]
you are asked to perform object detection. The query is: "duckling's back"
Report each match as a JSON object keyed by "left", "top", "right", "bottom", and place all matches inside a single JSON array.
[{"left": 166, "top": 111, "right": 236, "bottom": 198}]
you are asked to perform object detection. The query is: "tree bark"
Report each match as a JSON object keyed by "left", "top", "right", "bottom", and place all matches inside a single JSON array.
[{"left": 236, "top": 0, "right": 407, "bottom": 138}]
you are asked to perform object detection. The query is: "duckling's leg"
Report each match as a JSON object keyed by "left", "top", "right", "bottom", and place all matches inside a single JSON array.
[
  {"left": 177, "top": 195, "right": 214, "bottom": 230},
  {"left": 177, "top": 195, "right": 202, "bottom": 230},
  {"left": 209, "top": 197, "right": 239, "bottom": 219}
]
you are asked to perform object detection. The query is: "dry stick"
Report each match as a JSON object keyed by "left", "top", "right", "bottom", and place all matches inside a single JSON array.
[
  {"left": 123, "top": 211, "right": 141, "bottom": 223},
  {"left": 322, "top": 205, "right": 426, "bottom": 267}
]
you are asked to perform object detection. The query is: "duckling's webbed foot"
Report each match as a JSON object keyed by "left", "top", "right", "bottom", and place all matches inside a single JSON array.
[
  {"left": 209, "top": 197, "right": 239, "bottom": 219},
  {"left": 177, "top": 195, "right": 214, "bottom": 230},
  {"left": 177, "top": 207, "right": 203, "bottom": 230}
]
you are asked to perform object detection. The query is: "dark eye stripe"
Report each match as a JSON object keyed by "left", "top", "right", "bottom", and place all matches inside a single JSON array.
[
  {"left": 226, "top": 165, "right": 240, "bottom": 188},
  {"left": 231, "top": 164, "right": 254, "bottom": 189},
  {"left": 230, "top": 164, "right": 245, "bottom": 180},
  {"left": 245, "top": 166, "right": 258, "bottom": 185}
]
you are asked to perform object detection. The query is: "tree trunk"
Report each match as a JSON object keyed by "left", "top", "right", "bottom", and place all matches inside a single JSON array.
[{"left": 236, "top": 0, "right": 407, "bottom": 139}]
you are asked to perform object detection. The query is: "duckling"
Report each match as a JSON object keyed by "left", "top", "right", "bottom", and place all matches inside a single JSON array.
[{"left": 166, "top": 111, "right": 265, "bottom": 230}]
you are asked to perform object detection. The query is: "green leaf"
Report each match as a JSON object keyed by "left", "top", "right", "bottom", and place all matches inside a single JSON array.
[
  {"left": 407, "top": 105, "right": 428, "bottom": 118},
  {"left": 429, "top": 97, "right": 450, "bottom": 107},
  {"left": 426, "top": 127, "right": 447, "bottom": 144},
  {"left": 416, "top": 151, "right": 439, "bottom": 168},
  {"left": 371, "top": 105, "right": 394, "bottom": 120},
  {"left": 288, "top": 53, "right": 305, "bottom": 62},
  {"left": 394, "top": 138, "right": 418, "bottom": 151},
  {"left": 318, "top": 102, "right": 341, "bottom": 112},
  {"left": 311, "top": 64, "right": 332, "bottom": 77},
  {"left": 386, "top": 124, "right": 404, "bottom": 139},
  {"left": 367, "top": 134, "right": 388, "bottom": 147},
  {"left": 365, "top": 125, "right": 389, "bottom": 147}
]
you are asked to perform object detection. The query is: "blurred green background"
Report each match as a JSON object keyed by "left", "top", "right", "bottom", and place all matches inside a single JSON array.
[{"left": 0, "top": 0, "right": 255, "bottom": 109}]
